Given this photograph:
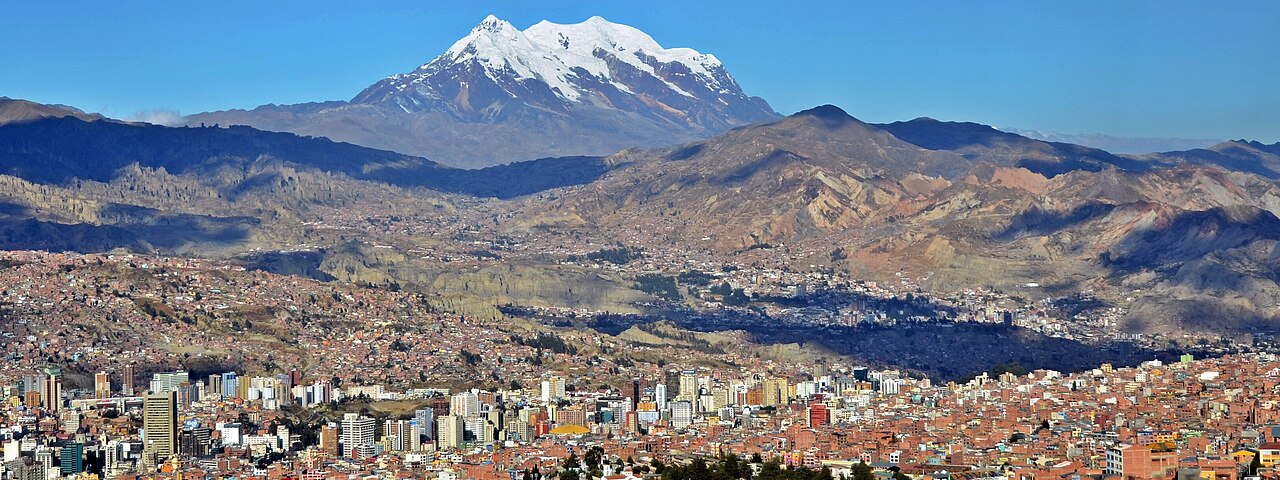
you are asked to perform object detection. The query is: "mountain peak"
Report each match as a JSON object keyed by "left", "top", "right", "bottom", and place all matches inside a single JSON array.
[
  {"left": 791, "top": 105, "right": 857, "bottom": 128},
  {"left": 474, "top": 14, "right": 509, "bottom": 32},
  {"left": 218, "top": 15, "right": 779, "bottom": 167}
]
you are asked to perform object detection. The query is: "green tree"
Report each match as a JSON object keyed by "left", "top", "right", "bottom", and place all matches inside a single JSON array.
[
  {"left": 759, "top": 460, "right": 784, "bottom": 480},
  {"left": 851, "top": 462, "right": 875, "bottom": 480}
]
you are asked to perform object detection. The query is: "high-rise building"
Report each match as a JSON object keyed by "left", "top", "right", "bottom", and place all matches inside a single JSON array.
[
  {"left": 150, "top": 371, "right": 189, "bottom": 394},
  {"left": 319, "top": 424, "right": 339, "bottom": 455},
  {"left": 808, "top": 403, "right": 829, "bottom": 427},
  {"left": 143, "top": 391, "right": 178, "bottom": 469},
  {"left": 179, "top": 426, "right": 212, "bottom": 457},
  {"left": 339, "top": 413, "right": 375, "bottom": 458},
  {"left": 630, "top": 379, "right": 641, "bottom": 409},
  {"left": 655, "top": 384, "right": 668, "bottom": 411},
  {"left": 678, "top": 370, "right": 698, "bottom": 399},
  {"left": 206, "top": 374, "right": 222, "bottom": 399},
  {"left": 59, "top": 442, "right": 84, "bottom": 475},
  {"left": 221, "top": 372, "right": 239, "bottom": 399},
  {"left": 437, "top": 415, "right": 464, "bottom": 450},
  {"left": 41, "top": 368, "right": 62, "bottom": 411},
  {"left": 9, "top": 456, "right": 44, "bottom": 480},
  {"left": 451, "top": 391, "right": 480, "bottom": 418},
  {"left": 122, "top": 364, "right": 136, "bottom": 396},
  {"left": 764, "top": 378, "right": 789, "bottom": 406},
  {"left": 670, "top": 401, "right": 694, "bottom": 429},
  {"left": 414, "top": 409, "right": 435, "bottom": 443},
  {"left": 382, "top": 419, "right": 417, "bottom": 452},
  {"left": 95, "top": 372, "right": 110, "bottom": 399}
]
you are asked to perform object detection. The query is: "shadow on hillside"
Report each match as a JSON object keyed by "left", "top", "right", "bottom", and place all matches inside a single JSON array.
[{"left": 0, "top": 202, "right": 256, "bottom": 254}]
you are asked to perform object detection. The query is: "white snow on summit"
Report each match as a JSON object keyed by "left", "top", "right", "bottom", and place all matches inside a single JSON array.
[{"left": 419, "top": 15, "right": 731, "bottom": 101}]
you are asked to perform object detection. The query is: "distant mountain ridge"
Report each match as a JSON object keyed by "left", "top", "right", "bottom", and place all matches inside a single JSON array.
[
  {"left": 0, "top": 97, "right": 109, "bottom": 125},
  {"left": 1003, "top": 127, "right": 1222, "bottom": 154},
  {"left": 186, "top": 15, "right": 779, "bottom": 168}
]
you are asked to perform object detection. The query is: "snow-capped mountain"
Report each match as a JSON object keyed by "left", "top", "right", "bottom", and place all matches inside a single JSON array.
[
  {"left": 188, "top": 15, "right": 778, "bottom": 168},
  {"left": 352, "top": 15, "right": 775, "bottom": 131}
]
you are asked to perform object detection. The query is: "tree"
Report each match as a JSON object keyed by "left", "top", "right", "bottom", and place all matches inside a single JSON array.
[
  {"left": 751, "top": 453, "right": 764, "bottom": 464},
  {"left": 652, "top": 459, "right": 666, "bottom": 475},
  {"left": 851, "top": 462, "right": 875, "bottom": 480},
  {"left": 585, "top": 446, "right": 606, "bottom": 470},
  {"left": 892, "top": 472, "right": 910, "bottom": 480},
  {"left": 722, "top": 454, "right": 742, "bottom": 480},
  {"left": 687, "top": 459, "right": 712, "bottom": 480},
  {"left": 759, "top": 460, "right": 784, "bottom": 480}
]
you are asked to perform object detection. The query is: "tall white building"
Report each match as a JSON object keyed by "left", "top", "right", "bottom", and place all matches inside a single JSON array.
[
  {"left": 339, "top": 413, "right": 375, "bottom": 458},
  {"left": 450, "top": 391, "right": 481, "bottom": 418},
  {"left": 413, "top": 409, "right": 435, "bottom": 443},
  {"left": 149, "top": 371, "right": 189, "bottom": 394},
  {"left": 670, "top": 400, "right": 694, "bottom": 429}
]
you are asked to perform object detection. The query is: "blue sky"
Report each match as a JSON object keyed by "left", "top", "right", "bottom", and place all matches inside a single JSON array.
[{"left": 2, "top": 1, "right": 1277, "bottom": 141}]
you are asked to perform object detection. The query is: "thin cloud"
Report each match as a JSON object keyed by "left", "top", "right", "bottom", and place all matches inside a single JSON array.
[{"left": 127, "top": 109, "right": 184, "bottom": 126}]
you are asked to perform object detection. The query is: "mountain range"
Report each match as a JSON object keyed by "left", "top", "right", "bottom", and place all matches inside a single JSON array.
[
  {"left": 4, "top": 96, "right": 1280, "bottom": 335},
  {"left": 185, "top": 16, "right": 778, "bottom": 168},
  {"left": 3, "top": 15, "right": 1280, "bottom": 340}
]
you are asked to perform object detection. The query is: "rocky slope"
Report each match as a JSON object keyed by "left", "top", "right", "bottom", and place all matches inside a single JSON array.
[{"left": 510, "top": 106, "right": 1280, "bottom": 334}]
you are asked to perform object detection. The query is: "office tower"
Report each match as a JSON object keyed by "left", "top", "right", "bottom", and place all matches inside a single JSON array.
[
  {"left": 339, "top": 413, "right": 375, "bottom": 458},
  {"left": 319, "top": 424, "right": 338, "bottom": 455},
  {"left": 670, "top": 401, "right": 694, "bottom": 429},
  {"left": 122, "top": 364, "right": 136, "bottom": 396},
  {"left": 437, "top": 415, "right": 464, "bottom": 449},
  {"left": 150, "top": 371, "right": 189, "bottom": 394},
  {"left": 624, "top": 410, "right": 639, "bottom": 435},
  {"left": 221, "top": 373, "right": 239, "bottom": 399},
  {"left": 206, "top": 374, "right": 222, "bottom": 399},
  {"left": 764, "top": 378, "right": 789, "bottom": 406},
  {"left": 413, "top": 409, "right": 435, "bottom": 443},
  {"left": 102, "top": 440, "right": 123, "bottom": 476},
  {"left": 678, "top": 370, "right": 698, "bottom": 399},
  {"left": 7, "top": 456, "right": 42, "bottom": 480},
  {"left": 655, "top": 384, "right": 667, "bottom": 411},
  {"left": 808, "top": 403, "right": 829, "bottom": 427},
  {"left": 59, "top": 442, "right": 84, "bottom": 475},
  {"left": 41, "top": 368, "right": 63, "bottom": 411},
  {"left": 143, "top": 391, "right": 178, "bottom": 468},
  {"left": 95, "top": 372, "right": 110, "bottom": 399},
  {"left": 430, "top": 396, "right": 450, "bottom": 417},
  {"left": 450, "top": 391, "right": 480, "bottom": 418},
  {"left": 180, "top": 426, "right": 212, "bottom": 457},
  {"left": 382, "top": 419, "right": 417, "bottom": 452},
  {"left": 630, "top": 378, "right": 641, "bottom": 409},
  {"left": 61, "top": 410, "right": 81, "bottom": 434}
]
